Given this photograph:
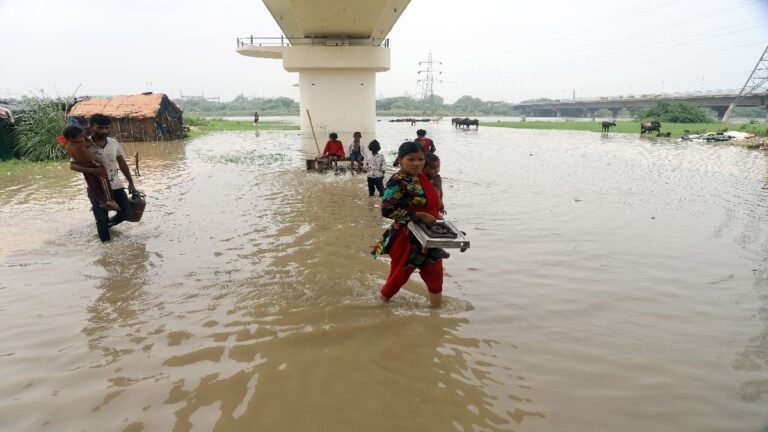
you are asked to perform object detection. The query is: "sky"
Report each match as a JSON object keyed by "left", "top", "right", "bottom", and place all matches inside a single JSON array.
[{"left": 1, "top": 0, "right": 767, "bottom": 103}]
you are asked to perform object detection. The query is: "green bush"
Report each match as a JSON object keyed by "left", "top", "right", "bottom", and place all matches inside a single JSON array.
[
  {"left": 14, "top": 97, "right": 67, "bottom": 161},
  {"left": 637, "top": 102, "right": 712, "bottom": 123},
  {"left": 183, "top": 115, "right": 210, "bottom": 127}
]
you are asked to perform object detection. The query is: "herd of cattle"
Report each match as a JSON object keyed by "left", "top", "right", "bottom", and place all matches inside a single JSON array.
[
  {"left": 392, "top": 117, "right": 671, "bottom": 137},
  {"left": 601, "top": 120, "right": 670, "bottom": 137},
  {"left": 452, "top": 117, "right": 480, "bottom": 129},
  {"left": 387, "top": 117, "right": 480, "bottom": 128}
]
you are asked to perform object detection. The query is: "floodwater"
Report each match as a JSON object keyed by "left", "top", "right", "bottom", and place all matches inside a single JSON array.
[{"left": 2, "top": 120, "right": 768, "bottom": 432}]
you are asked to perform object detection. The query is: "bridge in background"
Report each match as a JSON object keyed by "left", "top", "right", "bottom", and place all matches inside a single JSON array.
[{"left": 514, "top": 90, "right": 767, "bottom": 119}]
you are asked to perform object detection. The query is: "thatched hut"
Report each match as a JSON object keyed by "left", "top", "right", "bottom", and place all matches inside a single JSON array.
[{"left": 67, "top": 93, "right": 184, "bottom": 141}]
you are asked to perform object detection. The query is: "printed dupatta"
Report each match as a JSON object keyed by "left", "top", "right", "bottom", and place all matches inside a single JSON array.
[{"left": 372, "top": 172, "right": 442, "bottom": 267}]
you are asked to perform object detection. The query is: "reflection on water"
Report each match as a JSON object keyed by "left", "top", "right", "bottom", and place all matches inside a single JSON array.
[{"left": 1, "top": 123, "right": 768, "bottom": 431}]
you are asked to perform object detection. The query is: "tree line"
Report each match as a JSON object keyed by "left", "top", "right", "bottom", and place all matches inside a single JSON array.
[{"left": 174, "top": 94, "right": 521, "bottom": 117}]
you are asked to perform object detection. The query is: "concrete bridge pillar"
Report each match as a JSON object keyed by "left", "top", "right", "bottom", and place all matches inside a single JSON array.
[
  {"left": 610, "top": 108, "right": 621, "bottom": 119},
  {"left": 712, "top": 106, "right": 729, "bottom": 121},
  {"left": 236, "top": 0, "right": 411, "bottom": 157}
]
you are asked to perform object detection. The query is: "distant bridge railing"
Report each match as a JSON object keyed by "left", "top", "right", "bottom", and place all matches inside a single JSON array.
[
  {"left": 236, "top": 36, "right": 390, "bottom": 48},
  {"left": 519, "top": 89, "right": 745, "bottom": 105}
]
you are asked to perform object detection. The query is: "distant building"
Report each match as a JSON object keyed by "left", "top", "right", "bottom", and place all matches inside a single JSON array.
[{"left": 67, "top": 93, "right": 184, "bottom": 141}]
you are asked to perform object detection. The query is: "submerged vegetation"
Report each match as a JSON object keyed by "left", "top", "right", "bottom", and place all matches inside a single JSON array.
[{"left": 201, "top": 151, "right": 289, "bottom": 166}]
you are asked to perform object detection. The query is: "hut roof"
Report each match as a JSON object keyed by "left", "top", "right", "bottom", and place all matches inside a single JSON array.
[{"left": 68, "top": 93, "right": 182, "bottom": 119}]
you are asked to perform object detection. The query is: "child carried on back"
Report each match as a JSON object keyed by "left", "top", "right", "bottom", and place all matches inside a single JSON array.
[{"left": 60, "top": 125, "right": 120, "bottom": 211}]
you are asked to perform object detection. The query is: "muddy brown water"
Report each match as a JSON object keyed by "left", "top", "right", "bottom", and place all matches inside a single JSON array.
[{"left": 2, "top": 121, "right": 768, "bottom": 431}]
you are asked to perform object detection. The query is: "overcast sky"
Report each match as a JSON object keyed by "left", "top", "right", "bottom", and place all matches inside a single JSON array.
[{"left": 1, "top": 0, "right": 767, "bottom": 103}]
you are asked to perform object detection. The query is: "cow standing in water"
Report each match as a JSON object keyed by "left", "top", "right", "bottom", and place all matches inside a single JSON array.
[{"left": 601, "top": 121, "right": 616, "bottom": 132}]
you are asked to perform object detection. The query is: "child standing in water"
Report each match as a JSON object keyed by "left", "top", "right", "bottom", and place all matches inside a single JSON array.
[
  {"left": 364, "top": 139, "right": 386, "bottom": 197},
  {"left": 60, "top": 125, "right": 120, "bottom": 211},
  {"left": 372, "top": 141, "right": 445, "bottom": 307}
]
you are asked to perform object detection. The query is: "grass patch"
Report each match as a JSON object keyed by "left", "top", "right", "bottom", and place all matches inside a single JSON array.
[
  {"left": 185, "top": 116, "right": 298, "bottom": 138},
  {"left": 483, "top": 120, "right": 768, "bottom": 138},
  {"left": 0, "top": 159, "right": 67, "bottom": 175}
]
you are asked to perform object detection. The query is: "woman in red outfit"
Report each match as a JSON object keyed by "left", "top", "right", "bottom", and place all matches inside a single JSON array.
[{"left": 372, "top": 141, "right": 444, "bottom": 307}]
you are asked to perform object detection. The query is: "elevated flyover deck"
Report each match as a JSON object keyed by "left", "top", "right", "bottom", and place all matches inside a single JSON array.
[
  {"left": 237, "top": 0, "right": 411, "bottom": 155},
  {"left": 515, "top": 90, "right": 767, "bottom": 119}
]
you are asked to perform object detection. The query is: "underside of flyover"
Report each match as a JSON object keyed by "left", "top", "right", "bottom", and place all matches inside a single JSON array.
[{"left": 238, "top": 0, "right": 411, "bottom": 156}]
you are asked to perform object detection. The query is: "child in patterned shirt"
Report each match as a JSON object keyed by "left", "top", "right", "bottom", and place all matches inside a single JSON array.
[{"left": 364, "top": 139, "right": 386, "bottom": 197}]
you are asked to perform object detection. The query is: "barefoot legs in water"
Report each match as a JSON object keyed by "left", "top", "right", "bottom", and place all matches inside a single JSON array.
[
  {"left": 379, "top": 292, "right": 441, "bottom": 308},
  {"left": 429, "top": 292, "right": 442, "bottom": 308}
]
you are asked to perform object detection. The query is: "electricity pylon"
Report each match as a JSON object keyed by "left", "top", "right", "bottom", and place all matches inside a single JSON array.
[
  {"left": 417, "top": 52, "right": 442, "bottom": 117},
  {"left": 722, "top": 44, "right": 768, "bottom": 123}
]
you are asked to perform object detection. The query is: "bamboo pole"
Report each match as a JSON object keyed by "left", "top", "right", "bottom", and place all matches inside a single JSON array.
[{"left": 306, "top": 109, "right": 322, "bottom": 155}]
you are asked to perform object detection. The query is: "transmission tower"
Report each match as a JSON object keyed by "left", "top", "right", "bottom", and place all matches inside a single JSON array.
[
  {"left": 417, "top": 52, "right": 442, "bottom": 117},
  {"left": 722, "top": 44, "right": 768, "bottom": 123}
]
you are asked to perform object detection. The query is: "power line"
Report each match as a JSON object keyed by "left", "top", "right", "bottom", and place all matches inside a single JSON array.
[
  {"left": 531, "top": 0, "right": 686, "bottom": 49},
  {"left": 462, "top": 0, "right": 765, "bottom": 66},
  {"left": 511, "top": 19, "right": 768, "bottom": 68},
  {"left": 451, "top": 40, "right": 765, "bottom": 97},
  {"left": 485, "top": 22, "right": 768, "bottom": 80}
]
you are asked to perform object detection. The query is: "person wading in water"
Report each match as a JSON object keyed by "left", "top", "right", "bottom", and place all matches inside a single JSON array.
[
  {"left": 69, "top": 114, "right": 136, "bottom": 242},
  {"left": 372, "top": 141, "right": 445, "bottom": 307}
]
